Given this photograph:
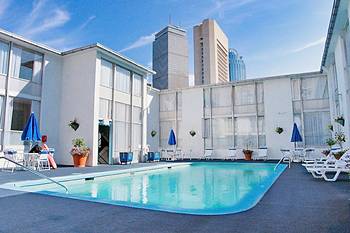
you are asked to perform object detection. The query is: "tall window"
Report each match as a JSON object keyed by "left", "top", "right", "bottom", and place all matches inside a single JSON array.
[
  {"left": 159, "top": 93, "right": 176, "bottom": 148},
  {"left": 133, "top": 74, "right": 142, "bottom": 97},
  {"left": 132, "top": 106, "right": 142, "bottom": 150},
  {"left": 11, "top": 46, "right": 42, "bottom": 82},
  {"left": 291, "top": 77, "right": 331, "bottom": 146},
  {"left": 99, "top": 98, "right": 112, "bottom": 120},
  {"left": 100, "top": 59, "right": 113, "bottom": 88},
  {"left": 114, "top": 102, "right": 131, "bottom": 152},
  {"left": 115, "top": 66, "right": 131, "bottom": 94},
  {"left": 11, "top": 98, "right": 31, "bottom": 131},
  {"left": 0, "top": 41, "right": 9, "bottom": 75}
]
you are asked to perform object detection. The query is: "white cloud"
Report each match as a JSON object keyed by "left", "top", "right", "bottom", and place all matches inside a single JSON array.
[
  {"left": 208, "top": 0, "right": 256, "bottom": 18},
  {"left": 119, "top": 32, "right": 156, "bottom": 53},
  {"left": 0, "top": 0, "right": 11, "bottom": 17},
  {"left": 17, "top": 0, "right": 70, "bottom": 39},
  {"left": 78, "top": 15, "right": 96, "bottom": 30},
  {"left": 288, "top": 37, "right": 326, "bottom": 54}
]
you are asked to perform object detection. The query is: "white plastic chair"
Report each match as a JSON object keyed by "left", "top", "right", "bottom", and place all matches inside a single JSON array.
[
  {"left": 36, "top": 154, "right": 50, "bottom": 171},
  {"left": 203, "top": 149, "right": 213, "bottom": 160},
  {"left": 255, "top": 148, "right": 268, "bottom": 160},
  {"left": 227, "top": 148, "right": 238, "bottom": 160}
]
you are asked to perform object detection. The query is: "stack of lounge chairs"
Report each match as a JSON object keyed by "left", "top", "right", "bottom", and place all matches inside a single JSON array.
[{"left": 302, "top": 149, "right": 350, "bottom": 182}]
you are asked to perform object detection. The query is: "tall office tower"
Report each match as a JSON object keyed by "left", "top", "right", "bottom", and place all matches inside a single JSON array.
[
  {"left": 152, "top": 25, "right": 189, "bottom": 90},
  {"left": 229, "top": 48, "right": 246, "bottom": 81},
  {"left": 193, "top": 19, "right": 229, "bottom": 85}
]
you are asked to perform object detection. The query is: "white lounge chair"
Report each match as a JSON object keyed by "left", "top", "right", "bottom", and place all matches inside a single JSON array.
[
  {"left": 226, "top": 148, "right": 238, "bottom": 160},
  {"left": 302, "top": 149, "right": 350, "bottom": 172},
  {"left": 308, "top": 160, "right": 349, "bottom": 182},
  {"left": 255, "top": 147, "right": 268, "bottom": 160},
  {"left": 203, "top": 149, "right": 213, "bottom": 160}
]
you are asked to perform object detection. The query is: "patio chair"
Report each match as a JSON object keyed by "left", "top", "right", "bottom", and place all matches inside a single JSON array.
[
  {"left": 203, "top": 149, "right": 213, "bottom": 160},
  {"left": 255, "top": 147, "right": 268, "bottom": 161},
  {"left": 302, "top": 148, "right": 315, "bottom": 161},
  {"left": 2, "top": 149, "right": 22, "bottom": 172},
  {"left": 303, "top": 149, "right": 350, "bottom": 173},
  {"left": 36, "top": 151, "right": 50, "bottom": 171},
  {"left": 226, "top": 148, "right": 238, "bottom": 160}
]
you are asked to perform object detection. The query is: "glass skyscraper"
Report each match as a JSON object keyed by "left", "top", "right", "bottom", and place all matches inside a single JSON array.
[{"left": 229, "top": 48, "right": 246, "bottom": 81}]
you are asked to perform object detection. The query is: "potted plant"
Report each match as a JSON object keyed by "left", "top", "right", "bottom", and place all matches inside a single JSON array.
[
  {"left": 189, "top": 130, "right": 196, "bottom": 137},
  {"left": 150, "top": 130, "right": 157, "bottom": 137},
  {"left": 70, "top": 138, "right": 90, "bottom": 167},
  {"left": 275, "top": 127, "right": 283, "bottom": 134},
  {"left": 335, "top": 131, "right": 346, "bottom": 149},
  {"left": 326, "top": 138, "right": 336, "bottom": 149},
  {"left": 242, "top": 142, "right": 253, "bottom": 160},
  {"left": 68, "top": 118, "right": 80, "bottom": 131},
  {"left": 327, "top": 124, "right": 334, "bottom": 131},
  {"left": 333, "top": 149, "right": 347, "bottom": 160},
  {"left": 335, "top": 116, "right": 345, "bottom": 126}
]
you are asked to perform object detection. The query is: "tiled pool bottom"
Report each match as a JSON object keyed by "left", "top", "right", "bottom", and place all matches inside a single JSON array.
[{"left": 3, "top": 162, "right": 287, "bottom": 215}]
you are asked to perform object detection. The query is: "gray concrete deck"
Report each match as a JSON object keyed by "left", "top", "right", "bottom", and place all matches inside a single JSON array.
[{"left": 0, "top": 162, "right": 348, "bottom": 233}]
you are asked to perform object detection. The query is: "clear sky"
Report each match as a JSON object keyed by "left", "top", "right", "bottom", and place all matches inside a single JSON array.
[{"left": 0, "top": 0, "right": 333, "bottom": 78}]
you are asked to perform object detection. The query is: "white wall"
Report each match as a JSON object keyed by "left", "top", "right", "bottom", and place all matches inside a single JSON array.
[
  {"left": 264, "top": 78, "right": 294, "bottom": 159},
  {"left": 146, "top": 87, "right": 159, "bottom": 152},
  {"left": 40, "top": 53, "right": 63, "bottom": 156},
  {"left": 57, "top": 48, "right": 98, "bottom": 166},
  {"left": 179, "top": 87, "right": 204, "bottom": 158}
]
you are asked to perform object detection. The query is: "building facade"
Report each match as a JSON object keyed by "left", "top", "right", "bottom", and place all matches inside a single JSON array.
[
  {"left": 0, "top": 29, "right": 154, "bottom": 166},
  {"left": 152, "top": 25, "right": 188, "bottom": 90},
  {"left": 322, "top": 0, "right": 350, "bottom": 148},
  {"left": 229, "top": 48, "right": 246, "bottom": 81},
  {"left": 193, "top": 19, "right": 229, "bottom": 85},
  {"left": 152, "top": 72, "right": 331, "bottom": 159}
]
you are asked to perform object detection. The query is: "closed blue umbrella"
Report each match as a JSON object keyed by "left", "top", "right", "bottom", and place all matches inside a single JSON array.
[
  {"left": 21, "top": 112, "right": 41, "bottom": 142},
  {"left": 291, "top": 123, "right": 302, "bottom": 149},
  {"left": 168, "top": 129, "right": 176, "bottom": 146}
]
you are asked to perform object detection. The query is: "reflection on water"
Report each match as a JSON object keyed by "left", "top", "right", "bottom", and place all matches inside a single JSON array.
[{"left": 50, "top": 163, "right": 280, "bottom": 212}]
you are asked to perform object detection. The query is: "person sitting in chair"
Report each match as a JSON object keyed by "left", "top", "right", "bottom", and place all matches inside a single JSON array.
[{"left": 41, "top": 135, "right": 57, "bottom": 169}]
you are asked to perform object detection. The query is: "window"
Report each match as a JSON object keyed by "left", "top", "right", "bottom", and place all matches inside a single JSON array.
[
  {"left": 160, "top": 93, "right": 176, "bottom": 112},
  {"left": 100, "top": 59, "right": 113, "bottom": 88},
  {"left": 234, "top": 116, "right": 257, "bottom": 148},
  {"left": 0, "top": 96, "right": 4, "bottom": 128},
  {"left": 116, "top": 66, "right": 131, "bottom": 93},
  {"left": 0, "top": 41, "right": 9, "bottom": 75},
  {"left": 11, "top": 46, "right": 42, "bottom": 82},
  {"left": 133, "top": 74, "right": 142, "bottom": 97},
  {"left": 11, "top": 98, "right": 31, "bottom": 131},
  {"left": 212, "top": 117, "right": 233, "bottom": 149},
  {"left": 99, "top": 98, "right": 112, "bottom": 119},
  {"left": 114, "top": 102, "right": 131, "bottom": 152},
  {"left": 291, "top": 77, "right": 331, "bottom": 146}
]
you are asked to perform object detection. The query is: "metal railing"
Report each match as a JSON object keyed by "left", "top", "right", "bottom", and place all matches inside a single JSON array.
[
  {"left": 0, "top": 156, "right": 68, "bottom": 194},
  {"left": 274, "top": 156, "right": 292, "bottom": 171}
]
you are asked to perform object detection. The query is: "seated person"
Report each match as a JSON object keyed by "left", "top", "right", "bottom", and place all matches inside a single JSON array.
[{"left": 41, "top": 135, "right": 57, "bottom": 169}]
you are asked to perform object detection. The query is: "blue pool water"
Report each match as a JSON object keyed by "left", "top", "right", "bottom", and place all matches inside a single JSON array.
[{"left": 23, "top": 162, "right": 286, "bottom": 215}]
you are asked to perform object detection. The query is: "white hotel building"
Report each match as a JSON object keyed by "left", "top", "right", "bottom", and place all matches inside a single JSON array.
[{"left": 0, "top": 0, "right": 348, "bottom": 166}]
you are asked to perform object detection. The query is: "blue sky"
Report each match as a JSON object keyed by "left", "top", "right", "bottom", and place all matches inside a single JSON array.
[{"left": 0, "top": 0, "right": 333, "bottom": 78}]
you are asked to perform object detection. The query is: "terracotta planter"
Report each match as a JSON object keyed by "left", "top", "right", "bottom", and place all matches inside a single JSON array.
[
  {"left": 243, "top": 150, "right": 253, "bottom": 161},
  {"left": 72, "top": 153, "right": 89, "bottom": 167}
]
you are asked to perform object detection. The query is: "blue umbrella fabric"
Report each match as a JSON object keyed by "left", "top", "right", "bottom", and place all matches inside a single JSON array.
[
  {"left": 21, "top": 112, "right": 41, "bottom": 142},
  {"left": 291, "top": 123, "right": 302, "bottom": 148},
  {"left": 168, "top": 129, "right": 177, "bottom": 146}
]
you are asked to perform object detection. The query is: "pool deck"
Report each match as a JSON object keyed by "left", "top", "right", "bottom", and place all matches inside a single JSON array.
[{"left": 0, "top": 161, "right": 348, "bottom": 233}]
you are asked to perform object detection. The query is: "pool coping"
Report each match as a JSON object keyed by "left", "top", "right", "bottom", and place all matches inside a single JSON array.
[
  {"left": 0, "top": 162, "right": 191, "bottom": 191},
  {"left": 0, "top": 162, "right": 287, "bottom": 215}
]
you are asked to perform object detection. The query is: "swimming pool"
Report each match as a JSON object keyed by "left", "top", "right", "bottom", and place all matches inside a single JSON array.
[{"left": 7, "top": 162, "right": 286, "bottom": 215}]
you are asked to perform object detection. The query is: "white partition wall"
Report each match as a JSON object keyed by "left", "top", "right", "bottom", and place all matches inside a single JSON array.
[{"left": 155, "top": 72, "right": 331, "bottom": 159}]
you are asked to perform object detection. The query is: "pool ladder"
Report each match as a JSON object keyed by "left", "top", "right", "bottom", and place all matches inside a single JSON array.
[
  {"left": 274, "top": 156, "right": 292, "bottom": 171},
  {"left": 0, "top": 156, "right": 69, "bottom": 194}
]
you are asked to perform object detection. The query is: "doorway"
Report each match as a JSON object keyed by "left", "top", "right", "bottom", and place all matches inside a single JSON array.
[{"left": 98, "top": 122, "right": 111, "bottom": 165}]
